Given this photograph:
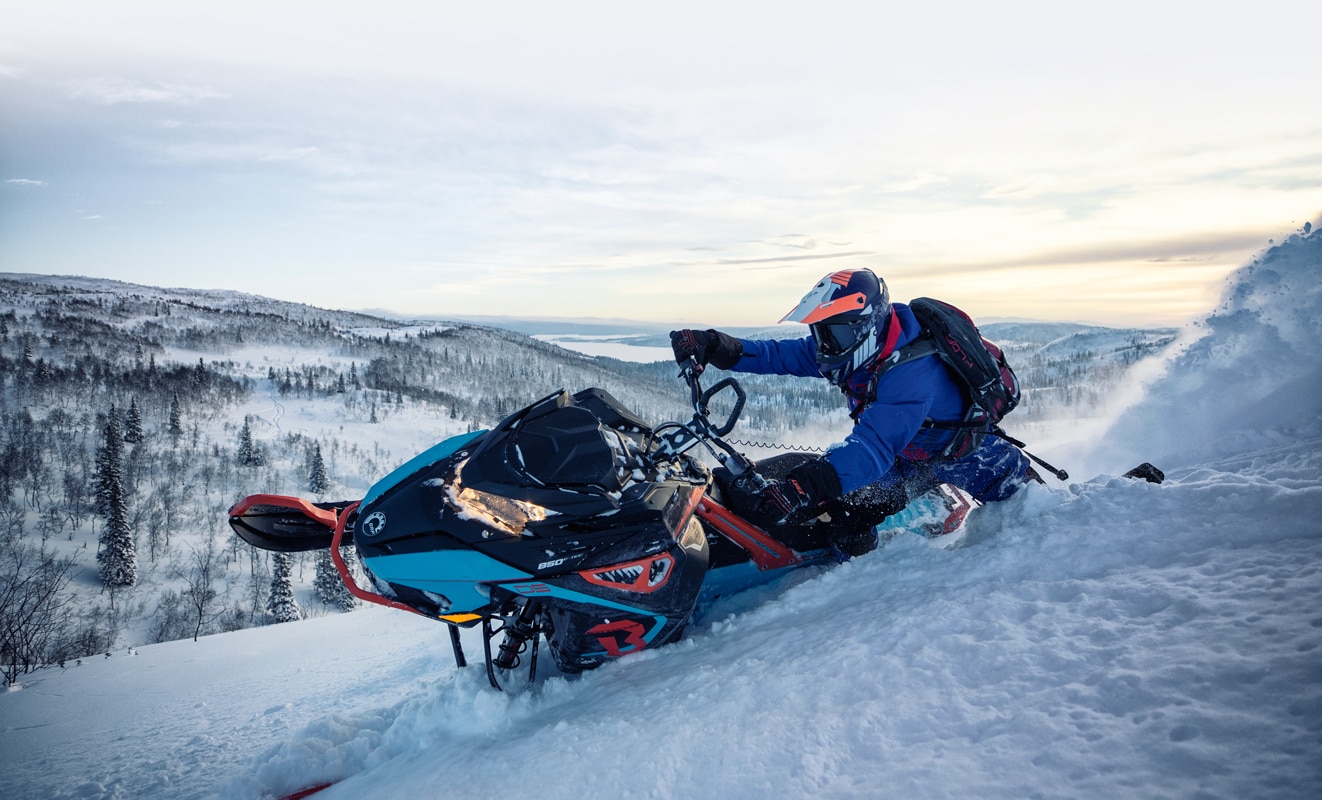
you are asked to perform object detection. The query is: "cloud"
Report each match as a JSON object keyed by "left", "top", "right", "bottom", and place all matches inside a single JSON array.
[
  {"left": 983, "top": 174, "right": 1060, "bottom": 199},
  {"left": 927, "top": 228, "right": 1274, "bottom": 276},
  {"left": 880, "top": 173, "right": 950, "bottom": 194},
  {"left": 6, "top": 178, "right": 46, "bottom": 186},
  {"left": 718, "top": 250, "right": 877, "bottom": 269},
  {"left": 71, "top": 76, "right": 227, "bottom": 105}
]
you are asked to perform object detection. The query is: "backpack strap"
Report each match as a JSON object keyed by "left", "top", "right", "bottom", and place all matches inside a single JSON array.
[
  {"left": 846, "top": 332, "right": 987, "bottom": 460},
  {"left": 846, "top": 334, "right": 939, "bottom": 422}
]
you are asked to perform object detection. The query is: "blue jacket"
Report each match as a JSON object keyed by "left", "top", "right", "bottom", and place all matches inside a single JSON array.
[{"left": 729, "top": 303, "right": 968, "bottom": 494}]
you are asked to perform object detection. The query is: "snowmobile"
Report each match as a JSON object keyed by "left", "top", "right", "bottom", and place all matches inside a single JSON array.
[{"left": 229, "top": 363, "right": 974, "bottom": 690}]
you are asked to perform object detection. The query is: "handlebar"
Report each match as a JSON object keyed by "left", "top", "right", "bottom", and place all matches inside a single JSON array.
[{"left": 654, "top": 359, "right": 753, "bottom": 472}]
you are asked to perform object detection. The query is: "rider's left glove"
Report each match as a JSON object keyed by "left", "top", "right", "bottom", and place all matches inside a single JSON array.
[{"left": 669, "top": 329, "right": 743, "bottom": 373}]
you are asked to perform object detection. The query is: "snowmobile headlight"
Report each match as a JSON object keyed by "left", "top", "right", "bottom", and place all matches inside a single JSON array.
[{"left": 446, "top": 461, "right": 548, "bottom": 536}]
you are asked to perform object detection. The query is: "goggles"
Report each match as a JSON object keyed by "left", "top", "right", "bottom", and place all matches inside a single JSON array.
[{"left": 812, "top": 315, "right": 873, "bottom": 361}]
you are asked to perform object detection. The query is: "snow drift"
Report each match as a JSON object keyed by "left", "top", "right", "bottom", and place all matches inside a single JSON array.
[{"left": 2, "top": 223, "right": 1320, "bottom": 800}]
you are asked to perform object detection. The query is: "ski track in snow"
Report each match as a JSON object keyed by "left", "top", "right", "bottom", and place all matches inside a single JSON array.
[
  {"left": 2, "top": 226, "right": 1319, "bottom": 800},
  {"left": 251, "top": 391, "right": 285, "bottom": 440}
]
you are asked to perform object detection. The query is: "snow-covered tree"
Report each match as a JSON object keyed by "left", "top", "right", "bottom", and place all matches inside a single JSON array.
[
  {"left": 95, "top": 408, "right": 136, "bottom": 588},
  {"left": 123, "top": 398, "right": 144, "bottom": 444},
  {"left": 167, "top": 393, "right": 183, "bottom": 440},
  {"left": 266, "top": 554, "right": 301, "bottom": 623},
  {"left": 237, "top": 416, "right": 264, "bottom": 467},
  {"left": 314, "top": 549, "right": 357, "bottom": 611},
  {"left": 93, "top": 408, "right": 121, "bottom": 517},
  {"left": 308, "top": 443, "right": 329, "bottom": 495},
  {"left": 99, "top": 518, "right": 136, "bottom": 589}
]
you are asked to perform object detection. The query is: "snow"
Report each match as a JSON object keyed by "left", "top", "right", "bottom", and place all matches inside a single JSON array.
[
  {"left": 1083, "top": 229, "right": 1322, "bottom": 475},
  {"left": 3, "top": 224, "right": 1321, "bottom": 799}
]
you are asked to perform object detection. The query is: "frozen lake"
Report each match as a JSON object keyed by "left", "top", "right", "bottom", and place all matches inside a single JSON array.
[{"left": 532, "top": 333, "right": 672, "bottom": 363}]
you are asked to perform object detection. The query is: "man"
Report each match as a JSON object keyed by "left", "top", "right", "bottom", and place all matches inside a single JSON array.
[{"left": 670, "top": 269, "right": 1034, "bottom": 544}]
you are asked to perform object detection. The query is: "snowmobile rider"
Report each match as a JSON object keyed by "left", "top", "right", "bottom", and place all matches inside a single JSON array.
[{"left": 670, "top": 268, "right": 1033, "bottom": 551}]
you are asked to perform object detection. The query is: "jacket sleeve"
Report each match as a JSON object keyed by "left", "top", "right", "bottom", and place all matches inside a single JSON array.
[
  {"left": 728, "top": 336, "right": 822, "bottom": 378},
  {"left": 822, "top": 360, "right": 945, "bottom": 495}
]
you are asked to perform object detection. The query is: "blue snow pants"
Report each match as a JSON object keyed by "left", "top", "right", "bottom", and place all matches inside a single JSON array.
[{"left": 835, "top": 433, "right": 1033, "bottom": 522}]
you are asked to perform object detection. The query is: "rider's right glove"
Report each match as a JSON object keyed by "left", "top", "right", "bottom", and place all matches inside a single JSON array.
[
  {"left": 669, "top": 329, "right": 743, "bottom": 373},
  {"left": 753, "top": 458, "right": 843, "bottom": 526}
]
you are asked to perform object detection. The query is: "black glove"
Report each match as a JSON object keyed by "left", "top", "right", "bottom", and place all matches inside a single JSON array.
[
  {"left": 669, "top": 329, "right": 743, "bottom": 372},
  {"left": 753, "top": 458, "right": 843, "bottom": 526},
  {"left": 829, "top": 527, "right": 879, "bottom": 558}
]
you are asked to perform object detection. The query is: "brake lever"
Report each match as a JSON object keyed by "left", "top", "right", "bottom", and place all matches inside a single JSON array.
[{"left": 678, "top": 357, "right": 704, "bottom": 380}]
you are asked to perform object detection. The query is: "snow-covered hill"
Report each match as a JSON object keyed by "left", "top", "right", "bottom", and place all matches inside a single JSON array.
[{"left": 2, "top": 224, "right": 1320, "bottom": 800}]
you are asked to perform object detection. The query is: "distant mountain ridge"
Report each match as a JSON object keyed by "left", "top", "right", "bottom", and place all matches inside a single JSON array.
[{"left": 362, "top": 309, "right": 1151, "bottom": 346}]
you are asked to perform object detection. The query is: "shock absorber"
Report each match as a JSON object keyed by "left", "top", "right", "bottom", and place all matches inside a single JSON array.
[{"left": 493, "top": 600, "right": 541, "bottom": 671}]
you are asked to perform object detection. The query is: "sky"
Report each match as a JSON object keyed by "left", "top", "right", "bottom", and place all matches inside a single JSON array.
[{"left": 1, "top": 1, "right": 1319, "bottom": 328}]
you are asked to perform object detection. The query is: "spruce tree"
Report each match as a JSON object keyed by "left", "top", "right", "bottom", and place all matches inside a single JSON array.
[
  {"left": 93, "top": 408, "right": 122, "bottom": 517},
  {"left": 237, "top": 416, "right": 263, "bottom": 466},
  {"left": 167, "top": 393, "right": 184, "bottom": 440},
  {"left": 96, "top": 408, "right": 137, "bottom": 588},
  {"left": 266, "top": 554, "right": 301, "bottom": 623},
  {"left": 124, "top": 398, "right": 144, "bottom": 444},
  {"left": 308, "top": 442, "right": 329, "bottom": 495},
  {"left": 314, "top": 549, "right": 357, "bottom": 611}
]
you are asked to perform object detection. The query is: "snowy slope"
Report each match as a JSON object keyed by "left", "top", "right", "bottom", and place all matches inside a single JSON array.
[{"left": 3, "top": 224, "right": 1321, "bottom": 800}]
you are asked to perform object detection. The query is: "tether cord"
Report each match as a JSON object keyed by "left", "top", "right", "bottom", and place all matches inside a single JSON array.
[{"left": 727, "top": 439, "right": 827, "bottom": 454}]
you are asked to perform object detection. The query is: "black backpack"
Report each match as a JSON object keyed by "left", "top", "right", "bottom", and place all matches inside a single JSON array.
[{"left": 853, "top": 297, "right": 1022, "bottom": 460}]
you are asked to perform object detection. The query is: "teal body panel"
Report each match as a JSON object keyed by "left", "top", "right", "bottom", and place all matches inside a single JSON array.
[{"left": 364, "top": 549, "right": 532, "bottom": 612}]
